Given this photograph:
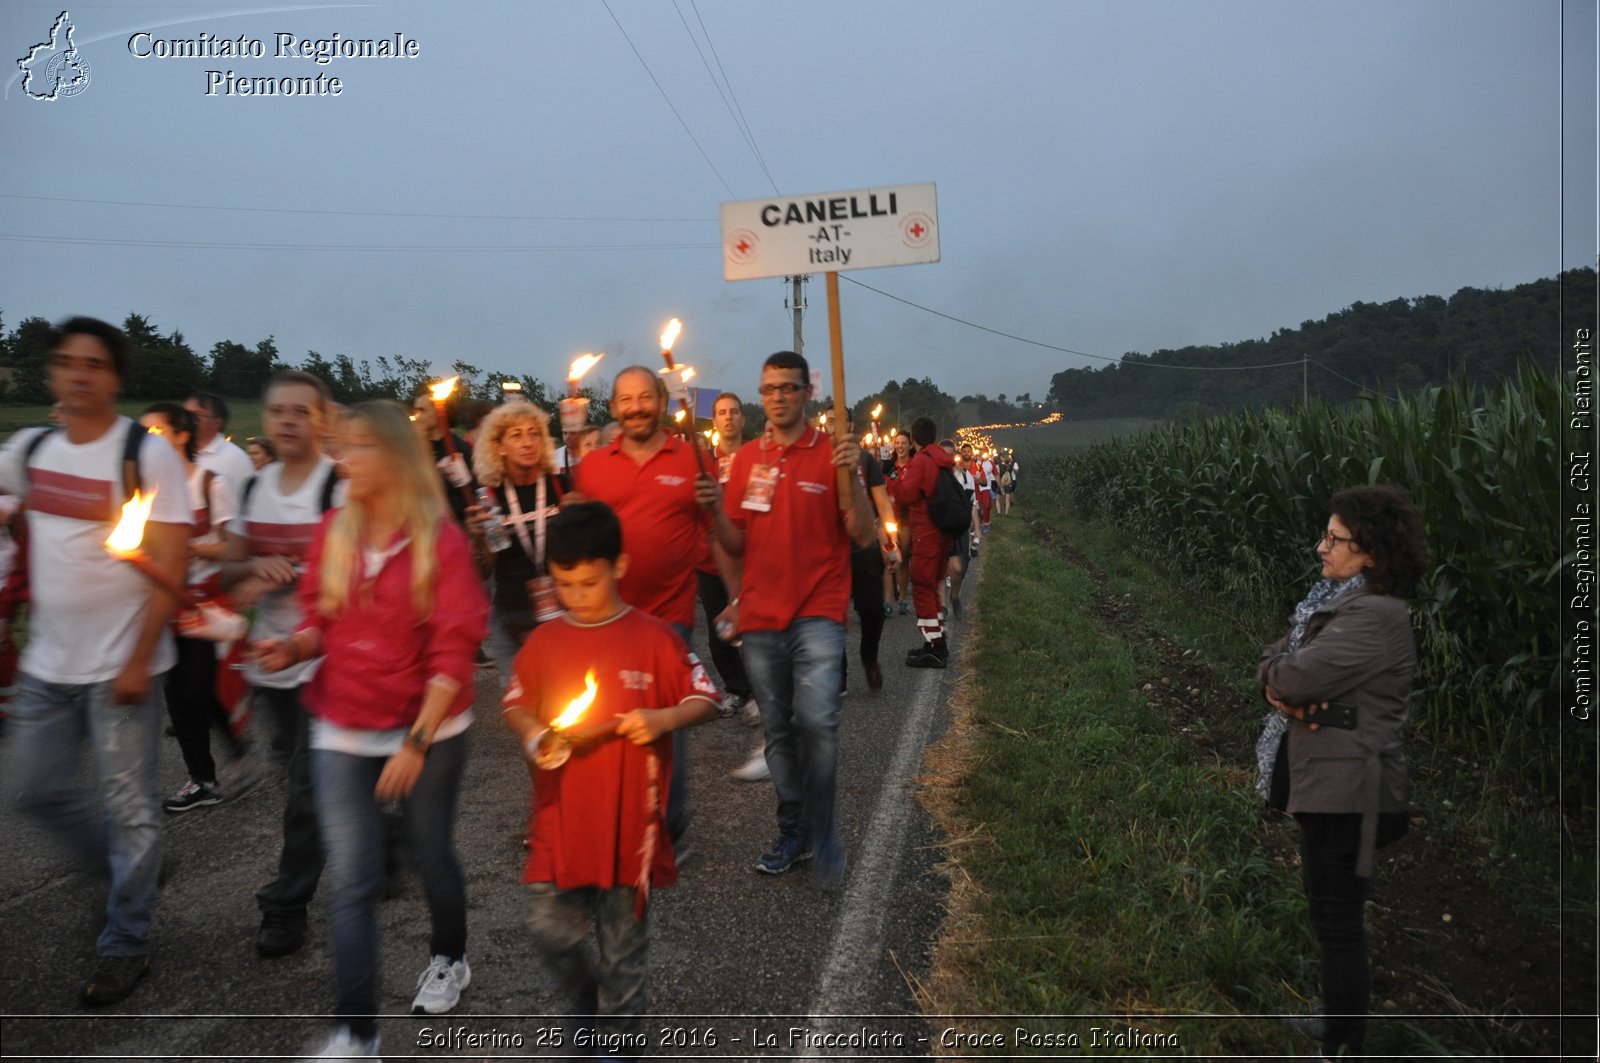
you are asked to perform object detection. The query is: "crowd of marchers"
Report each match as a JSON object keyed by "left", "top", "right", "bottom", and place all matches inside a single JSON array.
[{"left": 0, "top": 315, "right": 1019, "bottom": 1061}]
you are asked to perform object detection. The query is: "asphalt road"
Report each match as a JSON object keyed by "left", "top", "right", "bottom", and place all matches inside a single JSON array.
[{"left": 0, "top": 569, "right": 973, "bottom": 1061}]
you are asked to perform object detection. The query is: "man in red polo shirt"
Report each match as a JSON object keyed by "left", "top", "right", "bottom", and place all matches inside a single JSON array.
[
  {"left": 574, "top": 365, "right": 737, "bottom": 853},
  {"left": 698, "top": 351, "right": 874, "bottom": 887}
]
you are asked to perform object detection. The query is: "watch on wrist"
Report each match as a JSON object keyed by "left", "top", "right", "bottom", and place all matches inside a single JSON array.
[{"left": 406, "top": 726, "right": 432, "bottom": 752}]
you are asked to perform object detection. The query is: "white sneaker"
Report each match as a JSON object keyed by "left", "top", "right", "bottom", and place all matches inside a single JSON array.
[
  {"left": 308, "top": 1025, "right": 379, "bottom": 1060},
  {"left": 731, "top": 744, "right": 770, "bottom": 782},
  {"left": 411, "top": 954, "right": 471, "bottom": 1015},
  {"left": 742, "top": 698, "right": 762, "bottom": 727},
  {"left": 718, "top": 692, "right": 741, "bottom": 719}
]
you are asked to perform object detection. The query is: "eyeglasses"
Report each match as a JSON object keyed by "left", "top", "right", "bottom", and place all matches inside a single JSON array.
[
  {"left": 758, "top": 383, "right": 805, "bottom": 396},
  {"left": 1318, "top": 530, "right": 1358, "bottom": 550}
]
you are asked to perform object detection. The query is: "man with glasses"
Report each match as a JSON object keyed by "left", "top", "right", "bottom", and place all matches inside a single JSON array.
[
  {"left": 0, "top": 317, "right": 191, "bottom": 1006},
  {"left": 185, "top": 391, "right": 255, "bottom": 500},
  {"left": 698, "top": 351, "right": 875, "bottom": 887}
]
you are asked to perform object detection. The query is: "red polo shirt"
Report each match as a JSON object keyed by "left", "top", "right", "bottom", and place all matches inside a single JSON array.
[
  {"left": 574, "top": 432, "right": 708, "bottom": 628},
  {"left": 724, "top": 426, "right": 851, "bottom": 631}
]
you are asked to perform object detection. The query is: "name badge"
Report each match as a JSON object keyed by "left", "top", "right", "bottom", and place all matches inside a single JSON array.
[{"left": 742, "top": 464, "right": 779, "bottom": 512}]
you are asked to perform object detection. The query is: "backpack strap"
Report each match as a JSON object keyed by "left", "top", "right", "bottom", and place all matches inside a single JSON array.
[
  {"left": 318, "top": 466, "right": 340, "bottom": 513},
  {"left": 22, "top": 425, "right": 58, "bottom": 467},
  {"left": 242, "top": 473, "right": 258, "bottom": 514},
  {"left": 121, "top": 420, "right": 148, "bottom": 504}
]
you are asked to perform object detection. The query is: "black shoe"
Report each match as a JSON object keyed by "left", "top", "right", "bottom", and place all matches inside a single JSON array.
[
  {"left": 906, "top": 646, "right": 947, "bottom": 669},
  {"left": 256, "top": 909, "right": 307, "bottom": 957},
  {"left": 81, "top": 954, "right": 149, "bottom": 1006}
]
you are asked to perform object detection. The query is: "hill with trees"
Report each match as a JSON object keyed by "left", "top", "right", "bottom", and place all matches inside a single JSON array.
[{"left": 1046, "top": 268, "right": 1595, "bottom": 419}]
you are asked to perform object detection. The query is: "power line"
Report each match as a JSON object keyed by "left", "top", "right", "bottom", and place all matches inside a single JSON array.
[
  {"left": 840, "top": 275, "right": 1306, "bottom": 371},
  {"left": 687, "top": 0, "right": 779, "bottom": 195},
  {"left": 598, "top": 0, "right": 739, "bottom": 200},
  {"left": 0, "top": 233, "right": 717, "bottom": 253},
  {"left": 1309, "top": 358, "right": 1375, "bottom": 391},
  {"left": 0, "top": 191, "right": 712, "bottom": 224},
  {"left": 670, "top": 0, "right": 774, "bottom": 195}
]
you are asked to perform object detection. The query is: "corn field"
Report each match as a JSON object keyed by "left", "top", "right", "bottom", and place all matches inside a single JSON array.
[{"left": 1049, "top": 364, "right": 1576, "bottom": 790}]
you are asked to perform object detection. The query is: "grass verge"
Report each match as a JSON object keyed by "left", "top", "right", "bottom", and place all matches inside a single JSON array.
[{"left": 918, "top": 507, "right": 1314, "bottom": 1058}]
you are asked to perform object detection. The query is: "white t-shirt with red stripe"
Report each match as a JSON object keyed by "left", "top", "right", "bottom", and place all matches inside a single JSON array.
[
  {"left": 231, "top": 457, "right": 345, "bottom": 689},
  {"left": 0, "top": 419, "right": 191, "bottom": 684}
]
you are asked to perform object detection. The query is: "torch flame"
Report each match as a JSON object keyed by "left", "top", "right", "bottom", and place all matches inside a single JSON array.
[
  {"left": 105, "top": 489, "right": 157, "bottom": 556},
  {"left": 871, "top": 404, "right": 883, "bottom": 420},
  {"left": 711, "top": 430, "right": 720, "bottom": 448},
  {"left": 886, "top": 520, "right": 898, "bottom": 536},
  {"left": 659, "top": 318, "right": 682, "bottom": 351},
  {"left": 429, "top": 376, "right": 460, "bottom": 403},
  {"left": 674, "top": 409, "right": 686, "bottom": 423},
  {"left": 551, "top": 670, "right": 599, "bottom": 731},
  {"left": 567, "top": 353, "right": 604, "bottom": 383}
]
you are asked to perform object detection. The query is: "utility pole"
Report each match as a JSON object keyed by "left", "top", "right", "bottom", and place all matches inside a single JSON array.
[
  {"left": 785, "top": 274, "right": 807, "bottom": 357},
  {"left": 1302, "top": 354, "right": 1308, "bottom": 408}
]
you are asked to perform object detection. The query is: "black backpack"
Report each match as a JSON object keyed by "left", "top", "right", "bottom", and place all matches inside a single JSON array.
[{"left": 927, "top": 466, "right": 973, "bottom": 535}]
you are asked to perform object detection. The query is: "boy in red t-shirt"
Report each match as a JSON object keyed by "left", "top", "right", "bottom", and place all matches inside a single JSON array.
[{"left": 502, "top": 500, "right": 719, "bottom": 1046}]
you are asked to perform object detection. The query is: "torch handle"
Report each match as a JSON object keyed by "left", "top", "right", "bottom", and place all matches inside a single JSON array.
[{"left": 122, "top": 551, "right": 200, "bottom": 610}]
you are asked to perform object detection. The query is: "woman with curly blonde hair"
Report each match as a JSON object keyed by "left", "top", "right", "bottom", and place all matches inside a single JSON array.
[
  {"left": 254, "top": 400, "right": 488, "bottom": 1057},
  {"left": 466, "top": 402, "right": 569, "bottom": 677}
]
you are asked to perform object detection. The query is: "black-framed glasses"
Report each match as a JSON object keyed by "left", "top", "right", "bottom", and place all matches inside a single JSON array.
[
  {"left": 758, "top": 383, "right": 805, "bottom": 396},
  {"left": 1318, "top": 530, "right": 1358, "bottom": 550}
]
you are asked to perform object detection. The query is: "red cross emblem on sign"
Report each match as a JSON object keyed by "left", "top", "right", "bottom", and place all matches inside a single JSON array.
[
  {"left": 900, "top": 212, "right": 933, "bottom": 248},
  {"left": 727, "top": 228, "right": 758, "bottom": 264}
]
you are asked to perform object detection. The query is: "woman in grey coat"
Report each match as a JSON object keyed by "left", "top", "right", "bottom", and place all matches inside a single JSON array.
[{"left": 1257, "top": 484, "right": 1429, "bottom": 1061}]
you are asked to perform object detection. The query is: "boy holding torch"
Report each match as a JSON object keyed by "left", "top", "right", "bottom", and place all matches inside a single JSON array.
[{"left": 501, "top": 501, "right": 720, "bottom": 1047}]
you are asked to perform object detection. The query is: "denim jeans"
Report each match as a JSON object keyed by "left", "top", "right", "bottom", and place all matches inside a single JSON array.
[
  {"left": 313, "top": 732, "right": 470, "bottom": 1033},
  {"left": 740, "top": 617, "right": 845, "bottom": 857},
  {"left": 8, "top": 671, "right": 165, "bottom": 956},
  {"left": 255, "top": 685, "right": 323, "bottom": 915},
  {"left": 527, "top": 883, "right": 649, "bottom": 1048}
]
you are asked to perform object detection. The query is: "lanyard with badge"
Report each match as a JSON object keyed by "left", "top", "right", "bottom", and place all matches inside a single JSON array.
[
  {"left": 741, "top": 429, "right": 785, "bottom": 513},
  {"left": 505, "top": 478, "right": 563, "bottom": 621}
]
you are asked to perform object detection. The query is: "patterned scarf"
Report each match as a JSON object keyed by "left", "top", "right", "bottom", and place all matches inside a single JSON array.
[{"left": 1254, "top": 573, "right": 1368, "bottom": 798}]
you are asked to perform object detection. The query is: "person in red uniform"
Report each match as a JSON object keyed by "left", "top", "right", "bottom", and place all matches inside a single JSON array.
[
  {"left": 698, "top": 351, "right": 875, "bottom": 885},
  {"left": 889, "top": 417, "right": 956, "bottom": 667},
  {"left": 502, "top": 500, "right": 719, "bottom": 1048},
  {"left": 573, "top": 365, "right": 737, "bottom": 853}
]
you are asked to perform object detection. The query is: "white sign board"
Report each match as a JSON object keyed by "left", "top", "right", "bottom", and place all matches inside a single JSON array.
[{"left": 720, "top": 181, "right": 939, "bottom": 281}]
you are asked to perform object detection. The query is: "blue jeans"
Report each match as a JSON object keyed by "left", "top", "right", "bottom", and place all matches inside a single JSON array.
[
  {"left": 313, "top": 732, "right": 470, "bottom": 1033},
  {"left": 255, "top": 686, "right": 323, "bottom": 915},
  {"left": 740, "top": 618, "right": 845, "bottom": 857},
  {"left": 526, "top": 883, "right": 649, "bottom": 1046},
  {"left": 8, "top": 671, "right": 165, "bottom": 956}
]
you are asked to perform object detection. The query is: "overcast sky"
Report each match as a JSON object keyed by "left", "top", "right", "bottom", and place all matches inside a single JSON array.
[{"left": 2, "top": 0, "right": 1594, "bottom": 403}]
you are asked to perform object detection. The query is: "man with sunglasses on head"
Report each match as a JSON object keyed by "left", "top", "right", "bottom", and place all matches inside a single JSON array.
[{"left": 697, "top": 351, "right": 875, "bottom": 888}]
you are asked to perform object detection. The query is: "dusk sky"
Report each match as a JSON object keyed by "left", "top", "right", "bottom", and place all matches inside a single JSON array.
[{"left": 3, "top": 0, "right": 1594, "bottom": 403}]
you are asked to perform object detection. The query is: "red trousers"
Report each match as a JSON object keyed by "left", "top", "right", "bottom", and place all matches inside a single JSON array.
[
  {"left": 976, "top": 490, "right": 993, "bottom": 525},
  {"left": 910, "top": 529, "right": 951, "bottom": 642}
]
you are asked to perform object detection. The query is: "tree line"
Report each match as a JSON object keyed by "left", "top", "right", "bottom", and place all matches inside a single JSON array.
[
  {"left": 1046, "top": 268, "right": 1596, "bottom": 419},
  {"left": 0, "top": 311, "right": 1018, "bottom": 437}
]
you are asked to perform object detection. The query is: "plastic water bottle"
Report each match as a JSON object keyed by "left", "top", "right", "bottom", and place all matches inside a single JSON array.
[{"left": 476, "top": 487, "right": 511, "bottom": 552}]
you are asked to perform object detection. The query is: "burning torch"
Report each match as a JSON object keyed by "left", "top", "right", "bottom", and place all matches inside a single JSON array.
[
  {"left": 105, "top": 490, "right": 246, "bottom": 642},
  {"left": 657, "top": 318, "right": 714, "bottom": 480},
  {"left": 523, "top": 669, "right": 621, "bottom": 770},
  {"left": 429, "top": 376, "right": 476, "bottom": 508},
  {"left": 561, "top": 353, "right": 604, "bottom": 471}
]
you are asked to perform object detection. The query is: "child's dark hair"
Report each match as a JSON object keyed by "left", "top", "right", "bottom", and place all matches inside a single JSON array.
[{"left": 547, "top": 500, "right": 623, "bottom": 568}]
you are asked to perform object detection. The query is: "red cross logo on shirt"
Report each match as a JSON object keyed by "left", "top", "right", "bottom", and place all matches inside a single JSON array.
[{"left": 908, "top": 222, "right": 925, "bottom": 239}]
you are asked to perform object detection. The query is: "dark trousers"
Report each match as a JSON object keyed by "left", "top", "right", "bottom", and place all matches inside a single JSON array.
[
  {"left": 842, "top": 545, "right": 885, "bottom": 683},
  {"left": 696, "top": 570, "right": 751, "bottom": 700},
  {"left": 165, "top": 635, "right": 244, "bottom": 785},
  {"left": 255, "top": 685, "right": 324, "bottom": 914},
  {"left": 1297, "top": 812, "right": 1371, "bottom": 1058}
]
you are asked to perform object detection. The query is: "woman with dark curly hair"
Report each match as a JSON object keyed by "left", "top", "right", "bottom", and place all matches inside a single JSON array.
[{"left": 1256, "top": 484, "right": 1429, "bottom": 1061}]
